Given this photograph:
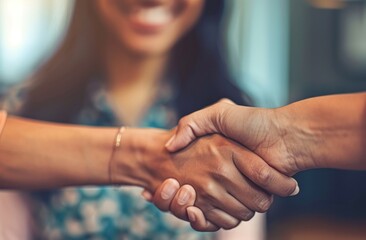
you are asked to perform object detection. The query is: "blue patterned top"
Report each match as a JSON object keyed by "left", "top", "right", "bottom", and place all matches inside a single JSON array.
[{"left": 3, "top": 80, "right": 213, "bottom": 240}]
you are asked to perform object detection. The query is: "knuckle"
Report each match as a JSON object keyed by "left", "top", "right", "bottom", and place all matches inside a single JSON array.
[
  {"left": 195, "top": 184, "right": 216, "bottom": 205},
  {"left": 218, "top": 98, "right": 227, "bottom": 103},
  {"left": 216, "top": 100, "right": 226, "bottom": 107},
  {"left": 217, "top": 98, "right": 232, "bottom": 107},
  {"left": 201, "top": 181, "right": 216, "bottom": 197},
  {"left": 255, "top": 165, "right": 273, "bottom": 187},
  {"left": 212, "top": 161, "right": 228, "bottom": 177},
  {"left": 178, "top": 116, "right": 189, "bottom": 127}
]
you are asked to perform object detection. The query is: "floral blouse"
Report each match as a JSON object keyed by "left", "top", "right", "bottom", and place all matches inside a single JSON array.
[{"left": 2, "top": 80, "right": 213, "bottom": 240}]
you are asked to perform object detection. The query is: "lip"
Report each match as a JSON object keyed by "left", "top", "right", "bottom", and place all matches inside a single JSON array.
[
  {"left": 129, "top": 7, "right": 174, "bottom": 34},
  {"left": 115, "top": 1, "right": 180, "bottom": 34}
]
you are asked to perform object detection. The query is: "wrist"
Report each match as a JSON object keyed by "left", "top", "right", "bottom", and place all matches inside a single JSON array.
[
  {"left": 274, "top": 105, "right": 319, "bottom": 173},
  {"left": 111, "top": 128, "right": 175, "bottom": 191},
  {"left": 81, "top": 127, "right": 116, "bottom": 185}
]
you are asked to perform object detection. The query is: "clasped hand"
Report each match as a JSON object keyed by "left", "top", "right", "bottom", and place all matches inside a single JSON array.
[{"left": 140, "top": 99, "right": 301, "bottom": 232}]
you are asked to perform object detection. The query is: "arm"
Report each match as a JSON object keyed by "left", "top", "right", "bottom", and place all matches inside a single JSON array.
[
  {"left": 150, "top": 93, "right": 365, "bottom": 231},
  {"left": 0, "top": 116, "right": 115, "bottom": 189},
  {"left": 0, "top": 114, "right": 283, "bottom": 231},
  {"left": 278, "top": 92, "right": 366, "bottom": 171}
]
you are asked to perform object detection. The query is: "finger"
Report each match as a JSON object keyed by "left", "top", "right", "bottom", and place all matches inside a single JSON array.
[
  {"left": 203, "top": 207, "right": 242, "bottom": 230},
  {"left": 152, "top": 178, "right": 180, "bottom": 212},
  {"left": 200, "top": 145, "right": 275, "bottom": 213},
  {"left": 165, "top": 122, "right": 198, "bottom": 152},
  {"left": 165, "top": 98, "right": 238, "bottom": 152},
  {"left": 168, "top": 185, "right": 197, "bottom": 221},
  {"left": 187, "top": 206, "right": 220, "bottom": 232},
  {"left": 165, "top": 101, "right": 230, "bottom": 152},
  {"left": 233, "top": 150, "right": 299, "bottom": 197},
  {"left": 222, "top": 169, "right": 274, "bottom": 213},
  {"left": 210, "top": 193, "right": 256, "bottom": 221},
  {"left": 168, "top": 184, "right": 246, "bottom": 229}
]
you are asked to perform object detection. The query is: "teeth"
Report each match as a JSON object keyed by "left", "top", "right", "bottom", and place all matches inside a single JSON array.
[{"left": 135, "top": 7, "right": 172, "bottom": 25}]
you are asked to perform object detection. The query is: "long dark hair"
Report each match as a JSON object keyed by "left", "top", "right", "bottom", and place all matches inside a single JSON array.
[{"left": 21, "top": 0, "right": 249, "bottom": 122}]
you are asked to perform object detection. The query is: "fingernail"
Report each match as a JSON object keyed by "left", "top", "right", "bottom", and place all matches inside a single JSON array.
[
  {"left": 161, "top": 183, "right": 176, "bottom": 200},
  {"left": 290, "top": 184, "right": 300, "bottom": 196},
  {"left": 165, "top": 135, "right": 176, "bottom": 148},
  {"left": 187, "top": 208, "right": 196, "bottom": 222},
  {"left": 259, "top": 198, "right": 271, "bottom": 211},
  {"left": 177, "top": 189, "right": 190, "bottom": 205}
]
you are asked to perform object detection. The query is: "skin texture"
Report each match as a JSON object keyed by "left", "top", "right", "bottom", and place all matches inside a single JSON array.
[
  {"left": 111, "top": 128, "right": 275, "bottom": 229},
  {"left": 151, "top": 93, "right": 366, "bottom": 230}
]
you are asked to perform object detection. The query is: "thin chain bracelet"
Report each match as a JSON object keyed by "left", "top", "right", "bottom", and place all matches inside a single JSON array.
[{"left": 108, "top": 126, "right": 126, "bottom": 185}]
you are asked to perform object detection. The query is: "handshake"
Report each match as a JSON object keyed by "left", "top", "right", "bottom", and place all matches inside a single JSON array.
[
  {"left": 120, "top": 99, "right": 308, "bottom": 232},
  {"left": 0, "top": 93, "right": 363, "bottom": 236},
  {"left": 110, "top": 93, "right": 364, "bottom": 232}
]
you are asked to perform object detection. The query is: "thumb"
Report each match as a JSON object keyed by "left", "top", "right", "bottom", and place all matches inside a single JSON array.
[
  {"left": 166, "top": 98, "right": 234, "bottom": 152},
  {"left": 165, "top": 122, "right": 198, "bottom": 152},
  {"left": 165, "top": 110, "right": 216, "bottom": 152}
]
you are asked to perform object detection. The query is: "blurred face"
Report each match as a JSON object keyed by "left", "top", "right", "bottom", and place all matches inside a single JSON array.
[{"left": 95, "top": 0, "right": 205, "bottom": 56}]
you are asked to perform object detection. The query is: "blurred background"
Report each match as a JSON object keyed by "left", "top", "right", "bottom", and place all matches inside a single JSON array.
[
  {"left": 2, "top": 0, "right": 365, "bottom": 105},
  {"left": 0, "top": 0, "right": 366, "bottom": 239}
]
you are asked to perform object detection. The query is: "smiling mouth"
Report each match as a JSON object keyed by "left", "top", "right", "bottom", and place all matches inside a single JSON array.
[
  {"left": 131, "top": 6, "right": 173, "bottom": 32},
  {"left": 116, "top": 1, "right": 182, "bottom": 34}
]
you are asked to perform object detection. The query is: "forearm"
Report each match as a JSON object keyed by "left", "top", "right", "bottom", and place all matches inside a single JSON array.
[
  {"left": 0, "top": 116, "right": 116, "bottom": 189},
  {"left": 279, "top": 92, "right": 366, "bottom": 171}
]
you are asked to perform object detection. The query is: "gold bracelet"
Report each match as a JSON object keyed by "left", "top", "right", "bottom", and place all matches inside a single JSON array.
[{"left": 108, "top": 126, "right": 126, "bottom": 185}]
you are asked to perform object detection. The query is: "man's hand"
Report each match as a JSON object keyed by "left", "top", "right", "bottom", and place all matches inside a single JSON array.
[
  {"left": 165, "top": 99, "right": 304, "bottom": 177},
  {"left": 150, "top": 93, "right": 366, "bottom": 231}
]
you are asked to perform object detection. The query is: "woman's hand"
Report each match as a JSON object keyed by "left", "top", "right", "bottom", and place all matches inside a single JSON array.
[
  {"left": 146, "top": 178, "right": 220, "bottom": 231},
  {"left": 161, "top": 134, "right": 273, "bottom": 229}
]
